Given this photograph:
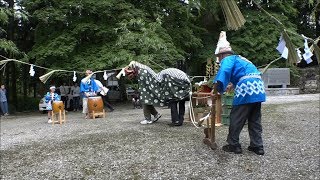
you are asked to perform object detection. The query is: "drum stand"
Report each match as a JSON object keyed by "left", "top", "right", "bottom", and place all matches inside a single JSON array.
[
  {"left": 51, "top": 110, "right": 66, "bottom": 125},
  {"left": 90, "top": 109, "right": 106, "bottom": 119}
]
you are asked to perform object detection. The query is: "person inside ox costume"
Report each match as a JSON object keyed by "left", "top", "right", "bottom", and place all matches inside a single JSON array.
[
  {"left": 213, "top": 31, "right": 266, "bottom": 155},
  {"left": 117, "top": 61, "right": 191, "bottom": 126}
]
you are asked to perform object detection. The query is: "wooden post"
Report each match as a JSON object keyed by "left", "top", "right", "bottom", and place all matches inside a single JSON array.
[
  {"left": 59, "top": 110, "right": 62, "bottom": 124},
  {"left": 51, "top": 113, "right": 54, "bottom": 125},
  {"left": 215, "top": 95, "right": 222, "bottom": 125},
  {"left": 63, "top": 110, "right": 66, "bottom": 123}
]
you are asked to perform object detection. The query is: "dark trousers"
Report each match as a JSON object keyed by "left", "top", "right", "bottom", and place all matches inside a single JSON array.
[
  {"left": 98, "top": 94, "right": 114, "bottom": 111},
  {"left": 73, "top": 96, "right": 80, "bottom": 110},
  {"left": 0, "top": 101, "right": 8, "bottom": 114},
  {"left": 227, "top": 102, "right": 263, "bottom": 148},
  {"left": 132, "top": 99, "right": 141, "bottom": 108},
  {"left": 61, "top": 96, "right": 68, "bottom": 107},
  {"left": 143, "top": 104, "right": 158, "bottom": 120},
  {"left": 169, "top": 100, "right": 186, "bottom": 124}
]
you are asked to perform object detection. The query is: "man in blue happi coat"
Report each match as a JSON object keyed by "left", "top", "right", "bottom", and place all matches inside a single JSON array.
[
  {"left": 80, "top": 70, "right": 99, "bottom": 119},
  {"left": 213, "top": 31, "right": 266, "bottom": 155}
]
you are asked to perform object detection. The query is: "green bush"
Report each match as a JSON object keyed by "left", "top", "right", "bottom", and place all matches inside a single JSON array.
[
  {"left": 289, "top": 66, "right": 301, "bottom": 87},
  {"left": 15, "top": 96, "right": 41, "bottom": 112}
]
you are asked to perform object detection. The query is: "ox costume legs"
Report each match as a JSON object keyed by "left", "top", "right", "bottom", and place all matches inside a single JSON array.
[{"left": 169, "top": 100, "right": 186, "bottom": 126}]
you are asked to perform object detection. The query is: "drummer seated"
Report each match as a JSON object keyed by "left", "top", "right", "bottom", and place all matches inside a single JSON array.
[{"left": 45, "top": 86, "right": 61, "bottom": 123}]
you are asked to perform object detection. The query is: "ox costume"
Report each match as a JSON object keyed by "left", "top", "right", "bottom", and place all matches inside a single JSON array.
[
  {"left": 214, "top": 31, "right": 266, "bottom": 155},
  {"left": 124, "top": 61, "right": 191, "bottom": 125}
]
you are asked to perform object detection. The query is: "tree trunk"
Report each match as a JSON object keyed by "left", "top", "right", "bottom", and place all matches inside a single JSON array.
[
  {"left": 7, "top": 0, "right": 18, "bottom": 110},
  {"left": 22, "top": 66, "right": 28, "bottom": 97},
  {"left": 316, "top": 8, "right": 320, "bottom": 37},
  {"left": 33, "top": 83, "right": 37, "bottom": 98}
]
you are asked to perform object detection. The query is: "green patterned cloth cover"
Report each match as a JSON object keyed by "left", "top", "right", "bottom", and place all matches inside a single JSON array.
[{"left": 130, "top": 62, "right": 191, "bottom": 106}]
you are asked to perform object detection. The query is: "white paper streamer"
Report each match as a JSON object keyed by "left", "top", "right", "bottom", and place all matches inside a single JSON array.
[
  {"left": 73, "top": 71, "right": 77, "bottom": 82},
  {"left": 281, "top": 47, "right": 289, "bottom": 59},
  {"left": 303, "top": 38, "right": 313, "bottom": 64},
  {"left": 29, "top": 64, "right": 35, "bottom": 76},
  {"left": 296, "top": 48, "right": 302, "bottom": 63},
  {"left": 103, "top": 70, "right": 108, "bottom": 80},
  {"left": 104, "top": 72, "right": 114, "bottom": 80},
  {"left": 276, "top": 34, "right": 286, "bottom": 54}
]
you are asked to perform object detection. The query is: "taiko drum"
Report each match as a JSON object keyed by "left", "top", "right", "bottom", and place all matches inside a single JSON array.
[
  {"left": 52, "top": 101, "right": 64, "bottom": 113},
  {"left": 88, "top": 96, "right": 104, "bottom": 113}
]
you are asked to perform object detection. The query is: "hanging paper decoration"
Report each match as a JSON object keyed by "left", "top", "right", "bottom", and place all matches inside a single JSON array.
[
  {"left": 303, "top": 38, "right": 313, "bottom": 64},
  {"left": 281, "top": 47, "right": 289, "bottom": 59},
  {"left": 276, "top": 34, "right": 288, "bottom": 59},
  {"left": 296, "top": 48, "right": 302, "bottom": 63},
  {"left": 73, "top": 71, "right": 77, "bottom": 82},
  {"left": 282, "top": 31, "right": 299, "bottom": 66},
  {"left": 276, "top": 35, "right": 285, "bottom": 53},
  {"left": 103, "top": 70, "right": 107, "bottom": 80},
  {"left": 29, "top": 64, "right": 35, "bottom": 76}
]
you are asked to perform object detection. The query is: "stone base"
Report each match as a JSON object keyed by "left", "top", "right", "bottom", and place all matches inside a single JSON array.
[{"left": 265, "top": 88, "right": 299, "bottom": 96}]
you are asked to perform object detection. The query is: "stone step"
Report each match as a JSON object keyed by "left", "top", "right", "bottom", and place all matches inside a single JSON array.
[{"left": 265, "top": 88, "right": 299, "bottom": 96}]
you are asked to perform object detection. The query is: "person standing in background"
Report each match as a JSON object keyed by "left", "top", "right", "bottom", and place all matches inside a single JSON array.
[
  {"left": 0, "top": 85, "right": 9, "bottom": 116},
  {"left": 59, "top": 83, "right": 69, "bottom": 109},
  {"left": 71, "top": 83, "right": 80, "bottom": 111}
]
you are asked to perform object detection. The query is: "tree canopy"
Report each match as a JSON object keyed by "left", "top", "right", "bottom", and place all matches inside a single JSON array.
[{"left": 0, "top": 0, "right": 319, "bottom": 110}]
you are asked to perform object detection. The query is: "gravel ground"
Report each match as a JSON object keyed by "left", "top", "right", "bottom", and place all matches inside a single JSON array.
[{"left": 0, "top": 94, "right": 319, "bottom": 179}]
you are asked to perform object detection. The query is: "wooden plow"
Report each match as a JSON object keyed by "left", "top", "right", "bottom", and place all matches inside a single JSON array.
[{"left": 190, "top": 87, "right": 222, "bottom": 150}]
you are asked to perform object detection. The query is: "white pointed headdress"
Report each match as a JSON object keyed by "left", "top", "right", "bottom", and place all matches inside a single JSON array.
[{"left": 215, "top": 31, "right": 233, "bottom": 55}]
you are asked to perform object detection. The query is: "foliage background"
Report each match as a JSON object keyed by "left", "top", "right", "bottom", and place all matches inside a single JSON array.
[{"left": 0, "top": 0, "right": 319, "bottom": 111}]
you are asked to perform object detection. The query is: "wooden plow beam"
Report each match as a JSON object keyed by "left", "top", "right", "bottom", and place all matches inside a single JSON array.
[{"left": 192, "top": 90, "right": 222, "bottom": 150}]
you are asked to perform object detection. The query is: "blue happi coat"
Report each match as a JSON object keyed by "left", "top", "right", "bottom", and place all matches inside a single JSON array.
[
  {"left": 45, "top": 92, "right": 60, "bottom": 110},
  {"left": 80, "top": 78, "right": 99, "bottom": 98},
  {"left": 214, "top": 55, "right": 266, "bottom": 105}
]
